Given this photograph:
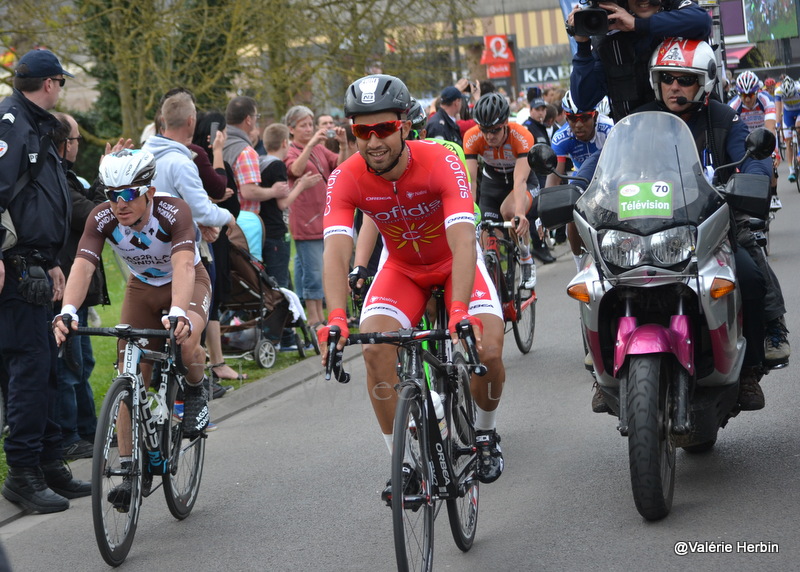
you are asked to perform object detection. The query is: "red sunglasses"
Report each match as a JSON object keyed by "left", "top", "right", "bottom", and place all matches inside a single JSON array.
[
  {"left": 351, "top": 120, "right": 404, "bottom": 140},
  {"left": 565, "top": 111, "right": 597, "bottom": 123}
]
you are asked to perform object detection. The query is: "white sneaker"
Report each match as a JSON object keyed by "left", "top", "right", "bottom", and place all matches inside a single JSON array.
[{"left": 770, "top": 196, "right": 783, "bottom": 210}]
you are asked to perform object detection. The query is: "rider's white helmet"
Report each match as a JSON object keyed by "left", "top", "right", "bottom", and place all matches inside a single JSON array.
[{"left": 99, "top": 149, "right": 157, "bottom": 190}]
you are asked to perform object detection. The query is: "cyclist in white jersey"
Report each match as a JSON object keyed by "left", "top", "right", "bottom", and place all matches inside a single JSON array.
[
  {"left": 729, "top": 70, "right": 780, "bottom": 204},
  {"left": 774, "top": 77, "right": 800, "bottom": 182}
]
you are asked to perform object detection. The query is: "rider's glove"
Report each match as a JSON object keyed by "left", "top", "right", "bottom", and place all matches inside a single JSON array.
[
  {"left": 53, "top": 303, "right": 79, "bottom": 327},
  {"left": 317, "top": 308, "right": 350, "bottom": 345},
  {"left": 447, "top": 301, "right": 483, "bottom": 337},
  {"left": 348, "top": 265, "right": 370, "bottom": 293},
  {"left": 162, "top": 306, "right": 192, "bottom": 335}
]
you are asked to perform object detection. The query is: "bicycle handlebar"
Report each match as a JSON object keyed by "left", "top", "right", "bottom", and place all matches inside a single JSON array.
[
  {"left": 324, "top": 321, "right": 487, "bottom": 383},
  {"left": 64, "top": 318, "right": 188, "bottom": 375}
]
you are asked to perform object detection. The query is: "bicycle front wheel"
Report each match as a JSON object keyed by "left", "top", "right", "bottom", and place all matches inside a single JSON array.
[
  {"left": 511, "top": 257, "right": 536, "bottom": 353},
  {"left": 163, "top": 377, "right": 206, "bottom": 519},
  {"left": 392, "top": 384, "right": 435, "bottom": 572},
  {"left": 446, "top": 353, "right": 479, "bottom": 551},
  {"left": 92, "top": 376, "right": 142, "bottom": 567}
]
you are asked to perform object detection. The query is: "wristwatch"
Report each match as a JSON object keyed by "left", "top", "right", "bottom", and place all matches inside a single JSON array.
[{"left": 565, "top": 20, "right": 576, "bottom": 37}]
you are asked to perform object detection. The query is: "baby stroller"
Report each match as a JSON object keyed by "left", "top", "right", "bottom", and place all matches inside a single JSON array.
[{"left": 218, "top": 226, "right": 320, "bottom": 368}]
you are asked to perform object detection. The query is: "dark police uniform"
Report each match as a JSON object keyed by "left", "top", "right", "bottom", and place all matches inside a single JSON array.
[{"left": 0, "top": 88, "right": 71, "bottom": 468}]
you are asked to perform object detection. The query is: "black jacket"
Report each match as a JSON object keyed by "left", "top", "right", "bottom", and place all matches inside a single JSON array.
[
  {"left": 425, "top": 108, "right": 462, "bottom": 145},
  {"left": 0, "top": 90, "right": 70, "bottom": 266},
  {"left": 57, "top": 167, "right": 109, "bottom": 307}
]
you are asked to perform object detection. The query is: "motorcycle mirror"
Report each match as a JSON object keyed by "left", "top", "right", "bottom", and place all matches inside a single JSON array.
[
  {"left": 744, "top": 128, "right": 777, "bottom": 161},
  {"left": 527, "top": 144, "right": 558, "bottom": 175},
  {"left": 714, "top": 127, "right": 777, "bottom": 178}
]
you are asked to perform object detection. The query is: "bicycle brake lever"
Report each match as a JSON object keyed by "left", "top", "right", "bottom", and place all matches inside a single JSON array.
[
  {"left": 456, "top": 321, "right": 487, "bottom": 376},
  {"left": 324, "top": 326, "right": 350, "bottom": 383}
]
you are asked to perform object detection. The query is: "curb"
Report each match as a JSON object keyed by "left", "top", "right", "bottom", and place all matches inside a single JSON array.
[{"left": 0, "top": 240, "right": 571, "bottom": 526}]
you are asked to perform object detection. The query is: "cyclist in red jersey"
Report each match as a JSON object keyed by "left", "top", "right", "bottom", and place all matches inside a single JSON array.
[{"left": 321, "top": 75, "right": 507, "bottom": 496}]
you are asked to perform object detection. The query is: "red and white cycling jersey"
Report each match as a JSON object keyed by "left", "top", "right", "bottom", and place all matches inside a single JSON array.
[
  {"left": 324, "top": 140, "right": 474, "bottom": 266},
  {"left": 728, "top": 92, "right": 776, "bottom": 132}
]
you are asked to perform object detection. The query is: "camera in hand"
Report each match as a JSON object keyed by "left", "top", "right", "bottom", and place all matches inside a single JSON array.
[
  {"left": 573, "top": 0, "right": 613, "bottom": 36},
  {"left": 326, "top": 129, "right": 336, "bottom": 138}
]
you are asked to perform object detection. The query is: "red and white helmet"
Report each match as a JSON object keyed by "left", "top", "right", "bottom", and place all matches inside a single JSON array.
[{"left": 649, "top": 38, "right": 717, "bottom": 103}]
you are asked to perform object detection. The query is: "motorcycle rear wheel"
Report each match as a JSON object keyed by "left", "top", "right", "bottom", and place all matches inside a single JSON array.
[{"left": 626, "top": 354, "right": 676, "bottom": 521}]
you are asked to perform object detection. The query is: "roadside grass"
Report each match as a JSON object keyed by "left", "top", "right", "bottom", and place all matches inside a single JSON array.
[{"left": 0, "top": 244, "right": 319, "bottom": 482}]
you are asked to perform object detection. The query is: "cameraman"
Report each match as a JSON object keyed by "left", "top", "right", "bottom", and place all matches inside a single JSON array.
[{"left": 567, "top": 0, "right": 711, "bottom": 121}]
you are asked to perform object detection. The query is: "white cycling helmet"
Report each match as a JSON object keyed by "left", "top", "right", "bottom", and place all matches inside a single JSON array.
[
  {"left": 561, "top": 89, "right": 591, "bottom": 114},
  {"left": 649, "top": 38, "right": 717, "bottom": 103},
  {"left": 99, "top": 149, "right": 157, "bottom": 189},
  {"left": 735, "top": 70, "right": 760, "bottom": 95},
  {"left": 781, "top": 77, "right": 798, "bottom": 99}
]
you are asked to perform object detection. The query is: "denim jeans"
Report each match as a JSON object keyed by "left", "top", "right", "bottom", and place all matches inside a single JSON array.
[
  {"left": 263, "top": 235, "right": 291, "bottom": 289},
  {"left": 293, "top": 239, "right": 324, "bottom": 300},
  {"left": 55, "top": 307, "right": 98, "bottom": 444}
]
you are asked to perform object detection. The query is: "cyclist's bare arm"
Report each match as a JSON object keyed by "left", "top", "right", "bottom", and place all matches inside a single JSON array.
[
  {"left": 353, "top": 216, "right": 380, "bottom": 280},
  {"left": 446, "top": 222, "right": 480, "bottom": 346},
  {"left": 511, "top": 156, "right": 531, "bottom": 236},
  {"left": 53, "top": 257, "right": 95, "bottom": 345},
  {"left": 170, "top": 249, "right": 196, "bottom": 343},
  {"left": 322, "top": 233, "right": 355, "bottom": 357},
  {"left": 544, "top": 161, "right": 567, "bottom": 189}
]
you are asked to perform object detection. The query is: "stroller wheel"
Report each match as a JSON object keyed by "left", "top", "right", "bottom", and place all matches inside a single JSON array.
[{"left": 256, "top": 340, "right": 277, "bottom": 369}]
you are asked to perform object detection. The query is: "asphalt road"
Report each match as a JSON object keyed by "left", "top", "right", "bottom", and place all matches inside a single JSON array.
[{"left": 2, "top": 165, "right": 799, "bottom": 572}]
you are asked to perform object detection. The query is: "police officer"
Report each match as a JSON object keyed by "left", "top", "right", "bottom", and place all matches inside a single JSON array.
[{"left": 0, "top": 49, "right": 90, "bottom": 513}]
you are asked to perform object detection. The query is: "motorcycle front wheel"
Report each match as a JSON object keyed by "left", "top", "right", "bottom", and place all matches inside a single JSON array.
[{"left": 625, "top": 354, "right": 676, "bottom": 521}]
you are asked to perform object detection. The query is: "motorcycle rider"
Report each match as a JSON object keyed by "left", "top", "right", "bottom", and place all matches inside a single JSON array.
[{"left": 576, "top": 38, "right": 778, "bottom": 410}]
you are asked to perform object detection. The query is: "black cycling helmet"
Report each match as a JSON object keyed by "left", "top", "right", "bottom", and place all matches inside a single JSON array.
[
  {"left": 407, "top": 98, "right": 427, "bottom": 130},
  {"left": 344, "top": 74, "right": 411, "bottom": 120},
  {"left": 473, "top": 93, "right": 510, "bottom": 128}
]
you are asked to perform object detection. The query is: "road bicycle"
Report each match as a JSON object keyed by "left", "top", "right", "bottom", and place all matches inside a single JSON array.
[
  {"left": 68, "top": 318, "right": 205, "bottom": 567},
  {"left": 478, "top": 219, "right": 536, "bottom": 354},
  {"left": 325, "top": 288, "right": 486, "bottom": 572}
]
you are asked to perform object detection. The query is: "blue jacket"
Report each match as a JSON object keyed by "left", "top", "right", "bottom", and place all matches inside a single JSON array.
[{"left": 570, "top": 0, "right": 711, "bottom": 120}]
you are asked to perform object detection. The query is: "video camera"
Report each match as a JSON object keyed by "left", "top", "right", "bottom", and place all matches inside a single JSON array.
[{"left": 572, "top": 0, "right": 614, "bottom": 37}]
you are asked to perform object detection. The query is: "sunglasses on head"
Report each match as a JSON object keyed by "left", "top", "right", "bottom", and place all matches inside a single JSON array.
[
  {"left": 479, "top": 125, "right": 505, "bottom": 135},
  {"left": 565, "top": 111, "right": 597, "bottom": 123},
  {"left": 351, "top": 120, "right": 403, "bottom": 140},
  {"left": 105, "top": 186, "right": 148, "bottom": 203},
  {"left": 660, "top": 73, "right": 699, "bottom": 87}
]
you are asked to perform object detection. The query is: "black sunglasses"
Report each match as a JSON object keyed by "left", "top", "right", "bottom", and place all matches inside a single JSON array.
[
  {"left": 49, "top": 77, "right": 66, "bottom": 87},
  {"left": 660, "top": 73, "right": 699, "bottom": 87}
]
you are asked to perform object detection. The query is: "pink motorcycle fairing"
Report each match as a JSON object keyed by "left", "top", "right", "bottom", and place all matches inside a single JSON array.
[{"left": 612, "top": 315, "right": 694, "bottom": 377}]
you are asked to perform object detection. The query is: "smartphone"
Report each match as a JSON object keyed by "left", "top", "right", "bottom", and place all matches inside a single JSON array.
[{"left": 209, "top": 121, "right": 219, "bottom": 145}]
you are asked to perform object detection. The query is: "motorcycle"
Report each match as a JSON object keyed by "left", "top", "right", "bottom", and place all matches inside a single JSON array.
[{"left": 529, "top": 111, "right": 775, "bottom": 521}]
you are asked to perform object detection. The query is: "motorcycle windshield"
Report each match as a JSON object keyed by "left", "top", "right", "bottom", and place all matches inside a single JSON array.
[{"left": 576, "top": 111, "right": 724, "bottom": 235}]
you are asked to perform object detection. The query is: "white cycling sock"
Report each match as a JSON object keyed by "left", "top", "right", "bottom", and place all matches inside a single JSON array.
[
  {"left": 383, "top": 433, "right": 393, "bottom": 455},
  {"left": 521, "top": 254, "right": 533, "bottom": 265},
  {"left": 474, "top": 404, "right": 497, "bottom": 432}
]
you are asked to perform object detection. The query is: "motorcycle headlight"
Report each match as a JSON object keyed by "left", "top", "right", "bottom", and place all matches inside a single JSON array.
[
  {"left": 650, "top": 226, "right": 695, "bottom": 265},
  {"left": 600, "top": 226, "right": 695, "bottom": 269},
  {"left": 600, "top": 230, "right": 645, "bottom": 268}
]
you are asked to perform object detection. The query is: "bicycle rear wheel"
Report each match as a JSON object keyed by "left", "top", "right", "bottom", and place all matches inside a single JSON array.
[
  {"left": 392, "top": 384, "right": 435, "bottom": 572},
  {"left": 92, "top": 376, "right": 142, "bottom": 567},
  {"left": 446, "top": 353, "right": 479, "bottom": 551},
  {"left": 163, "top": 377, "right": 206, "bottom": 519},
  {"left": 794, "top": 151, "right": 800, "bottom": 193},
  {"left": 511, "top": 256, "right": 536, "bottom": 353}
]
